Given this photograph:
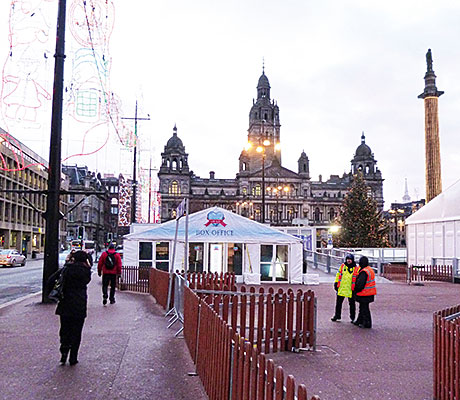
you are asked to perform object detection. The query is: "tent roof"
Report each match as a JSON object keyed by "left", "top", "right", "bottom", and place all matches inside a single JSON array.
[
  {"left": 406, "top": 178, "right": 460, "bottom": 225},
  {"left": 124, "top": 207, "right": 302, "bottom": 244}
]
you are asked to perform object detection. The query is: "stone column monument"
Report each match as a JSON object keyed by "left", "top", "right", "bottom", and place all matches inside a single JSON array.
[{"left": 418, "top": 49, "right": 443, "bottom": 202}]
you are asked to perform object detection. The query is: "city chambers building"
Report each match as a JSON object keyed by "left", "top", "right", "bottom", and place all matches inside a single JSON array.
[{"left": 158, "top": 70, "right": 384, "bottom": 225}]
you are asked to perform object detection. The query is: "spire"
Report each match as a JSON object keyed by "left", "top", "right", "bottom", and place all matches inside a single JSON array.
[
  {"left": 418, "top": 48, "right": 444, "bottom": 99},
  {"left": 361, "top": 131, "right": 365, "bottom": 144},
  {"left": 403, "top": 178, "right": 411, "bottom": 202},
  {"left": 262, "top": 57, "right": 265, "bottom": 74},
  {"left": 173, "top": 124, "right": 177, "bottom": 136}
]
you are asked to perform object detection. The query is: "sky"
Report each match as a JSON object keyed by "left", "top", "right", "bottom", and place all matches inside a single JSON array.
[{"left": 1, "top": 0, "right": 460, "bottom": 211}]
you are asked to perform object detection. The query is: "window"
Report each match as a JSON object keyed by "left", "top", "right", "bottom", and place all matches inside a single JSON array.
[
  {"left": 169, "top": 181, "right": 180, "bottom": 195},
  {"left": 111, "top": 206, "right": 118, "bottom": 214},
  {"left": 227, "top": 243, "right": 243, "bottom": 275},
  {"left": 139, "top": 242, "right": 153, "bottom": 268},
  {"left": 252, "top": 184, "right": 261, "bottom": 197},
  {"left": 260, "top": 245, "right": 288, "bottom": 282},
  {"left": 314, "top": 207, "right": 321, "bottom": 222},
  {"left": 242, "top": 187, "right": 247, "bottom": 195},
  {"left": 83, "top": 210, "right": 89, "bottom": 222},
  {"left": 69, "top": 212, "right": 74, "bottom": 222},
  {"left": 156, "top": 242, "right": 169, "bottom": 271},
  {"left": 189, "top": 243, "right": 204, "bottom": 273},
  {"left": 329, "top": 208, "right": 335, "bottom": 221}
]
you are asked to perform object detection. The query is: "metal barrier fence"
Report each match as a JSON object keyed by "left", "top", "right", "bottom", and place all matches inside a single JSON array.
[
  {"left": 118, "top": 265, "right": 150, "bottom": 293},
  {"left": 184, "top": 286, "right": 321, "bottom": 400},
  {"left": 197, "top": 285, "right": 316, "bottom": 353},
  {"left": 410, "top": 265, "right": 454, "bottom": 284},
  {"left": 433, "top": 305, "right": 460, "bottom": 400}
]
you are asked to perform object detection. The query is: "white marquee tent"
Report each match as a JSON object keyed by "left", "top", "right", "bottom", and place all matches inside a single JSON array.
[
  {"left": 406, "top": 179, "right": 460, "bottom": 269},
  {"left": 123, "top": 207, "right": 304, "bottom": 284}
]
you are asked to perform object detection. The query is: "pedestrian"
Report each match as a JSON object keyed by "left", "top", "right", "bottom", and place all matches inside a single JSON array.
[
  {"left": 97, "top": 243, "right": 122, "bottom": 305},
  {"left": 50, "top": 250, "right": 92, "bottom": 365},
  {"left": 331, "top": 253, "right": 360, "bottom": 323},
  {"left": 353, "top": 256, "right": 377, "bottom": 329}
]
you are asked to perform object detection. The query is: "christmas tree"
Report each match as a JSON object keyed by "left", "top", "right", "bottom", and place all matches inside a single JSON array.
[{"left": 335, "top": 172, "right": 389, "bottom": 247}]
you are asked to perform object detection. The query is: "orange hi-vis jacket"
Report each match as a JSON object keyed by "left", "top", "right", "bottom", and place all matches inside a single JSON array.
[{"left": 357, "top": 266, "right": 377, "bottom": 297}]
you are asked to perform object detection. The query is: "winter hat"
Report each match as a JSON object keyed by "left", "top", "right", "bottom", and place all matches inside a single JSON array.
[
  {"left": 108, "top": 243, "right": 115, "bottom": 250},
  {"left": 345, "top": 253, "right": 355, "bottom": 262},
  {"left": 73, "top": 250, "right": 89, "bottom": 263},
  {"left": 359, "top": 256, "right": 369, "bottom": 268}
]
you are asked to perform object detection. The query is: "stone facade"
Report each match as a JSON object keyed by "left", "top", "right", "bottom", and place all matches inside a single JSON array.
[
  {"left": 158, "top": 71, "right": 384, "bottom": 224},
  {"left": 62, "top": 165, "right": 106, "bottom": 245}
]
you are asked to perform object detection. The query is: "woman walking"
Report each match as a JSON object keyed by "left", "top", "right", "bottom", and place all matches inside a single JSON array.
[{"left": 51, "top": 250, "right": 91, "bottom": 365}]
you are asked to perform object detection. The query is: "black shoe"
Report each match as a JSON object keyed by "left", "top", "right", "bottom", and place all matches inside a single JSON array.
[
  {"left": 110, "top": 299, "right": 115, "bottom": 304},
  {"left": 350, "top": 320, "right": 355, "bottom": 324},
  {"left": 60, "top": 352, "right": 68, "bottom": 365},
  {"left": 69, "top": 359, "right": 78, "bottom": 366},
  {"left": 331, "top": 316, "right": 341, "bottom": 322},
  {"left": 103, "top": 299, "right": 107, "bottom": 305},
  {"left": 353, "top": 321, "right": 361, "bottom": 326}
]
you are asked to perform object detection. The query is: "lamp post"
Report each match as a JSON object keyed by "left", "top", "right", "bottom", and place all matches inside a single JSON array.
[
  {"left": 256, "top": 139, "right": 270, "bottom": 223},
  {"left": 266, "top": 184, "right": 289, "bottom": 224}
]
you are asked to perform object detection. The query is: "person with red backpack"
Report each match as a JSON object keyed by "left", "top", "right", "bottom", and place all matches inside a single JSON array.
[{"left": 97, "top": 243, "right": 122, "bottom": 305}]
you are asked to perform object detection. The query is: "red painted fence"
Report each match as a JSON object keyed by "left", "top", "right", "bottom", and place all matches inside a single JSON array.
[
  {"left": 184, "top": 286, "right": 320, "bottom": 400},
  {"left": 149, "top": 268, "right": 172, "bottom": 309},
  {"left": 433, "top": 305, "right": 460, "bottom": 400},
  {"left": 382, "top": 264, "right": 408, "bottom": 282},
  {"left": 197, "top": 286, "right": 316, "bottom": 353},
  {"left": 410, "top": 265, "right": 454, "bottom": 283},
  {"left": 118, "top": 266, "right": 150, "bottom": 293}
]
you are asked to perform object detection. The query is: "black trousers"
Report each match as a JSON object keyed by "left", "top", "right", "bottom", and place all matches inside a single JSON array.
[
  {"left": 356, "top": 302, "right": 372, "bottom": 328},
  {"left": 59, "top": 316, "right": 85, "bottom": 362},
  {"left": 102, "top": 274, "right": 117, "bottom": 301},
  {"left": 334, "top": 295, "right": 356, "bottom": 320}
]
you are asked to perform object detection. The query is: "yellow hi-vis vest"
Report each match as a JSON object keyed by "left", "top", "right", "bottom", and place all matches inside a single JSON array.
[{"left": 334, "top": 263, "right": 360, "bottom": 298}]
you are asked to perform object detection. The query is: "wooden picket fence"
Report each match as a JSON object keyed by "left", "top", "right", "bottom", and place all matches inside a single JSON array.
[
  {"left": 149, "top": 268, "right": 172, "bottom": 309},
  {"left": 188, "top": 271, "right": 236, "bottom": 291},
  {"left": 118, "top": 265, "right": 150, "bottom": 293},
  {"left": 197, "top": 286, "right": 316, "bottom": 353},
  {"left": 184, "top": 286, "right": 320, "bottom": 400},
  {"left": 433, "top": 305, "right": 460, "bottom": 400},
  {"left": 410, "top": 265, "right": 453, "bottom": 283},
  {"left": 382, "top": 264, "right": 408, "bottom": 282}
]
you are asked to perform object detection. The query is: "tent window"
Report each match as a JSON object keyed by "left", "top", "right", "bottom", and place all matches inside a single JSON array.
[
  {"left": 189, "top": 243, "right": 204, "bottom": 273},
  {"left": 260, "top": 244, "right": 289, "bottom": 282},
  {"left": 228, "top": 243, "right": 243, "bottom": 275},
  {"left": 139, "top": 242, "right": 153, "bottom": 267},
  {"left": 156, "top": 242, "right": 169, "bottom": 271}
]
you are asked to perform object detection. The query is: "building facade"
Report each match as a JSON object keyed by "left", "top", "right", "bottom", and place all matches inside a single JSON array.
[
  {"left": 62, "top": 165, "right": 106, "bottom": 245},
  {"left": 158, "top": 71, "right": 384, "bottom": 225},
  {"left": 0, "top": 128, "right": 68, "bottom": 255}
]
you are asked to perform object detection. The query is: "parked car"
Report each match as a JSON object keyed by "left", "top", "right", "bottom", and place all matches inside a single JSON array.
[{"left": 0, "top": 249, "right": 26, "bottom": 267}]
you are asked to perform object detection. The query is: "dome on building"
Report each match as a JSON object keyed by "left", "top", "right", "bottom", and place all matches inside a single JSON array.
[
  {"left": 355, "top": 132, "right": 372, "bottom": 157},
  {"left": 257, "top": 71, "right": 270, "bottom": 89},
  {"left": 165, "top": 125, "right": 184, "bottom": 150}
]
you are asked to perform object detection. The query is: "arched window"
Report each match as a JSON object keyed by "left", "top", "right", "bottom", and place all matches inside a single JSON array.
[
  {"left": 365, "top": 165, "right": 370, "bottom": 174},
  {"left": 329, "top": 208, "right": 335, "bottom": 221},
  {"left": 169, "top": 181, "right": 180, "bottom": 195},
  {"left": 242, "top": 162, "right": 247, "bottom": 171},
  {"left": 242, "top": 187, "right": 248, "bottom": 195},
  {"left": 314, "top": 207, "right": 321, "bottom": 222},
  {"left": 172, "top": 159, "right": 178, "bottom": 170}
]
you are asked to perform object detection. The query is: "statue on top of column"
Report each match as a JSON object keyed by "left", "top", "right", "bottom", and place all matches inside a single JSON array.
[{"left": 426, "top": 49, "right": 433, "bottom": 72}]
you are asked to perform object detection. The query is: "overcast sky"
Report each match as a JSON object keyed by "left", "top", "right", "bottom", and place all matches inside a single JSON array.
[{"left": 1, "top": 0, "right": 460, "bottom": 210}]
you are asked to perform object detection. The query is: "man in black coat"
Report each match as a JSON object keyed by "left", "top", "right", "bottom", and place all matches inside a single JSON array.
[
  {"left": 353, "top": 256, "right": 376, "bottom": 329},
  {"left": 54, "top": 250, "right": 91, "bottom": 365}
]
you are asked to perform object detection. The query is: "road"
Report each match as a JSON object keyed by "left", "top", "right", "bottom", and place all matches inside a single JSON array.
[{"left": 0, "top": 258, "right": 45, "bottom": 306}]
